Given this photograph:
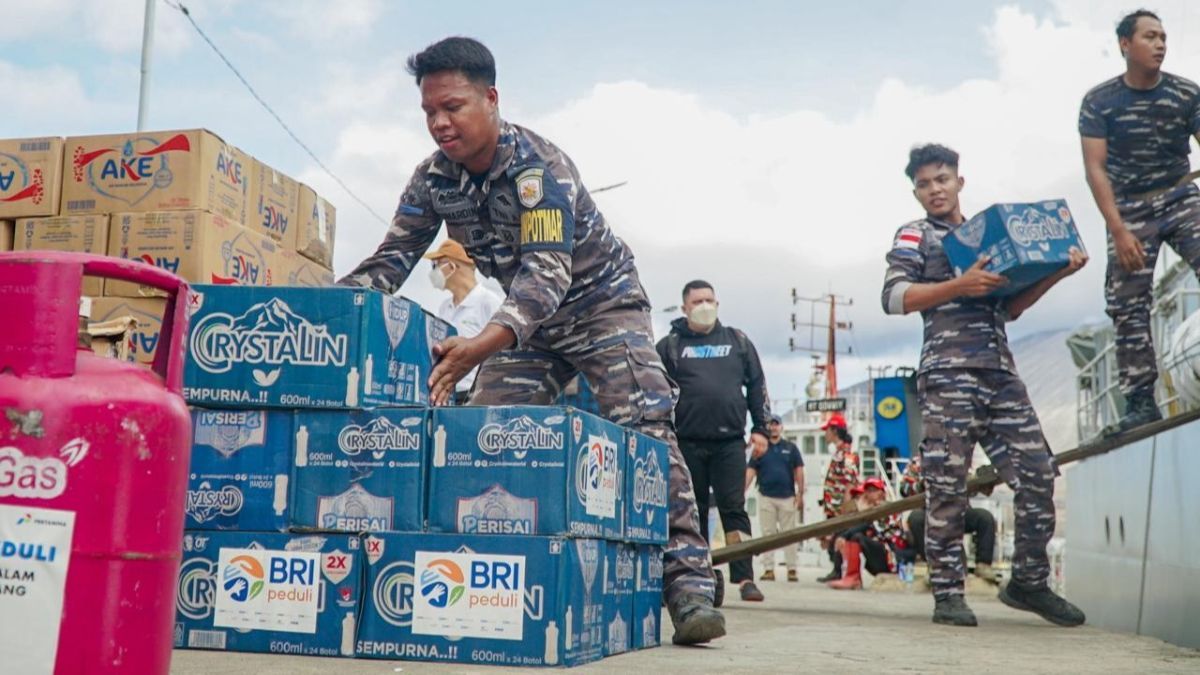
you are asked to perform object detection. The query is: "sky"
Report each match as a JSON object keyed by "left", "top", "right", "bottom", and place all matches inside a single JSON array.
[{"left": 4, "top": 0, "right": 1200, "bottom": 408}]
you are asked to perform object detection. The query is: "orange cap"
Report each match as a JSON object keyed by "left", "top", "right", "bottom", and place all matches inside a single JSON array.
[{"left": 422, "top": 239, "right": 475, "bottom": 266}]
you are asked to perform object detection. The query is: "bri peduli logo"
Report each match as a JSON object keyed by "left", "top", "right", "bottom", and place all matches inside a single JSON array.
[
  {"left": 337, "top": 416, "right": 421, "bottom": 457},
  {"left": 190, "top": 297, "right": 348, "bottom": 378},
  {"left": 222, "top": 554, "right": 265, "bottom": 603},
  {"left": 419, "top": 558, "right": 466, "bottom": 609},
  {"left": 477, "top": 416, "right": 563, "bottom": 458}
]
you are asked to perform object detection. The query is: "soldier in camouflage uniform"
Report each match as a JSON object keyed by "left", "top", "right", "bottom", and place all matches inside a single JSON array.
[
  {"left": 881, "top": 143, "right": 1087, "bottom": 628},
  {"left": 1079, "top": 9, "right": 1200, "bottom": 433},
  {"left": 339, "top": 37, "right": 725, "bottom": 645}
]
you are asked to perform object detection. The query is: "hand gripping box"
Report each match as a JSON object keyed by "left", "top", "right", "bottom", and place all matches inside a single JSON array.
[
  {"left": 602, "top": 542, "right": 635, "bottom": 657},
  {"left": 941, "top": 200, "right": 1085, "bottom": 297},
  {"left": 185, "top": 409, "right": 292, "bottom": 532},
  {"left": 290, "top": 408, "right": 427, "bottom": 533},
  {"left": 632, "top": 545, "right": 663, "bottom": 650},
  {"left": 175, "top": 531, "right": 362, "bottom": 656},
  {"left": 624, "top": 430, "right": 670, "bottom": 544},
  {"left": 0, "top": 136, "right": 64, "bottom": 218},
  {"left": 357, "top": 533, "right": 606, "bottom": 668},
  {"left": 427, "top": 407, "right": 625, "bottom": 540},
  {"left": 184, "top": 285, "right": 448, "bottom": 409}
]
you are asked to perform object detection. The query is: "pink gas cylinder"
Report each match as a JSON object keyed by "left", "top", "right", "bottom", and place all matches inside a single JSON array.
[{"left": 0, "top": 251, "right": 191, "bottom": 674}]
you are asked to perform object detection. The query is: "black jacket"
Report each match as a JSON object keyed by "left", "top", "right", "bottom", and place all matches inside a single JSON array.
[{"left": 656, "top": 318, "right": 771, "bottom": 441}]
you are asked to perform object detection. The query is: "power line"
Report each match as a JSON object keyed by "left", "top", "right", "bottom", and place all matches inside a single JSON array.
[{"left": 163, "top": 0, "right": 391, "bottom": 227}]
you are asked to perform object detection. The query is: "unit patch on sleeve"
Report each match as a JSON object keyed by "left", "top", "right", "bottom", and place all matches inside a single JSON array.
[
  {"left": 516, "top": 168, "right": 544, "bottom": 208},
  {"left": 520, "top": 208, "right": 565, "bottom": 246}
]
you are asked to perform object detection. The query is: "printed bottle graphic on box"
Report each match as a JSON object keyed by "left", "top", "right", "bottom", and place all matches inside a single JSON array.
[
  {"left": 632, "top": 545, "right": 664, "bottom": 650},
  {"left": 357, "top": 533, "right": 606, "bottom": 667},
  {"left": 174, "top": 531, "right": 362, "bottom": 656},
  {"left": 427, "top": 407, "right": 625, "bottom": 539},
  {"left": 625, "top": 430, "right": 671, "bottom": 544},
  {"left": 602, "top": 542, "right": 636, "bottom": 656},
  {"left": 184, "top": 286, "right": 446, "bottom": 409},
  {"left": 186, "top": 410, "right": 292, "bottom": 531}
]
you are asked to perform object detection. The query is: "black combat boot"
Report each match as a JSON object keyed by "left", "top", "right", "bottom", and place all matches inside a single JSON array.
[
  {"left": 669, "top": 593, "right": 727, "bottom": 646},
  {"left": 816, "top": 552, "right": 842, "bottom": 582},
  {"left": 999, "top": 581, "right": 1086, "bottom": 627},
  {"left": 713, "top": 569, "right": 725, "bottom": 608},
  {"left": 1111, "top": 390, "right": 1162, "bottom": 435},
  {"left": 932, "top": 595, "right": 978, "bottom": 627}
]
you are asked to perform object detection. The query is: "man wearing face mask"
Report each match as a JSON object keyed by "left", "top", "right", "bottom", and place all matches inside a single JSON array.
[
  {"left": 423, "top": 239, "right": 504, "bottom": 403},
  {"left": 657, "top": 280, "right": 772, "bottom": 604}
]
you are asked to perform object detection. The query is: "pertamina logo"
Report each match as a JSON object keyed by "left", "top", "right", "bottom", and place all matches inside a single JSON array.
[
  {"left": 222, "top": 554, "right": 265, "bottom": 603},
  {"left": 419, "top": 558, "right": 465, "bottom": 608},
  {"left": 73, "top": 134, "right": 192, "bottom": 206},
  {"left": 337, "top": 417, "right": 421, "bottom": 458},
  {"left": 477, "top": 416, "right": 563, "bottom": 458},
  {"left": 185, "top": 482, "right": 244, "bottom": 523},
  {"left": 190, "top": 297, "right": 348, "bottom": 379}
]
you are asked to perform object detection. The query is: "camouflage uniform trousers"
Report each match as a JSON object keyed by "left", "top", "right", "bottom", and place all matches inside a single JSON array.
[
  {"left": 468, "top": 307, "right": 715, "bottom": 605},
  {"left": 918, "top": 368, "right": 1056, "bottom": 599},
  {"left": 1107, "top": 183, "right": 1200, "bottom": 397}
]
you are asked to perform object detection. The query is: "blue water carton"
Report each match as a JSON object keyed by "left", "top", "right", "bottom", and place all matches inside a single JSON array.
[
  {"left": 624, "top": 430, "right": 670, "bottom": 544},
  {"left": 290, "top": 408, "right": 427, "bottom": 533},
  {"left": 184, "top": 285, "right": 447, "bottom": 409},
  {"left": 357, "top": 533, "right": 606, "bottom": 667},
  {"left": 174, "top": 531, "right": 363, "bottom": 656},
  {"left": 427, "top": 407, "right": 625, "bottom": 539},
  {"left": 631, "top": 545, "right": 663, "bottom": 650},
  {"left": 602, "top": 542, "right": 636, "bottom": 657},
  {"left": 942, "top": 200, "right": 1084, "bottom": 297},
  {"left": 186, "top": 409, "right": 292, "bottom": 531}
]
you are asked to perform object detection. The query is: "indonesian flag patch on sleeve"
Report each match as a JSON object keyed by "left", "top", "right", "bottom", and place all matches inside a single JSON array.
[{"left": 894, "top": 227, "right": 923, "bottom": 250}]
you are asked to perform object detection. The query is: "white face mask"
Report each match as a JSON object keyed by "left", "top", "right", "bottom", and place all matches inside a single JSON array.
[
  {"left": 429, "top": 263, "right": 449, "bottom": 291},
  {"left": 688, "top": 302, "right": 718, "bottom": 328}
]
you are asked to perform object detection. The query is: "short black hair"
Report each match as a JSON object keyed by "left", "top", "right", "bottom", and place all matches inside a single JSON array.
[
  {"left": 835, "top": 426, "right": 853, "bottom": 444},
  {"left": 1117, "top": 9, "right": 1161, "bottom": 42},
  {"left": 682, "top": 279, "right": 714, "bottom": 301},
  {"left": 905, "top": 144, "right": 960, "bottom": 181},
  {"left": 406, "top": 37, "right": 496, "bottom": 87}
]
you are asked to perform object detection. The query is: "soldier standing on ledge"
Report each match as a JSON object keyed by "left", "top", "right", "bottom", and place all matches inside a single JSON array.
[
  {"left": 339, "top": 37, "right": 724, "bottom": 645},
  {"left": 881, "top": 143, "right": 1087, "bottom": 628}
]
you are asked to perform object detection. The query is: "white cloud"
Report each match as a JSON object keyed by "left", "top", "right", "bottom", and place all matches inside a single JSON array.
[
  {"left": 266, "top": 0, "right": 384, "bottom": 42},
  {"left": 0, "top": 0, "right": 195, "bottom": 55}
]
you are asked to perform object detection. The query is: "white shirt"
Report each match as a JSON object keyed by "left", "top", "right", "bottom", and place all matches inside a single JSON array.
[{"left": 437, "top": 282, "right": 505, "bottom": 392}]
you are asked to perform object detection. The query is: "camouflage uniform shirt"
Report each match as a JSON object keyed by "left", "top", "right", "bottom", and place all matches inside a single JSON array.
[
  {"left": 1079, "top": 72, "right": 1200, "bottom": 196},
  {"left": 881, "top": 217, "right": 1016, "bottom": 374},
  {"left": 340, "top": 121, "right": 647, "bottom": 346}
]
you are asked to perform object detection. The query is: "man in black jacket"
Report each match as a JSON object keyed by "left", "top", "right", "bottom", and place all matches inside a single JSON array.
[{"left": 657, "top": 280, "right": 772, "bottom": 603}]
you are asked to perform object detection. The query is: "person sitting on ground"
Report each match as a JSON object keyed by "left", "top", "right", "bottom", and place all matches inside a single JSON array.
[
  {"left": 828, "top": 478, "right": 909, "bottom": 590},
  {"left": 900, "top": 456, "right": 998, "bottom": 583}
]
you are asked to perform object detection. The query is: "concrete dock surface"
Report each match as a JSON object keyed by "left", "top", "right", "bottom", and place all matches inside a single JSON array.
[{"left": 171, "top": 566, "right": 1199, "bottom": 674}]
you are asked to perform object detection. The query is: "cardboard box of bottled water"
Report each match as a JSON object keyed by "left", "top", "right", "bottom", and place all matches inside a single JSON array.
[
  {"left": 631, "top": 545, "right": 663, "bottom": 650},
  {"left": 184, "top": 285, "right": 446, "bottom": 409},
  {"left": 426, "top": 406, "right": 625, "bottom": 539},
  {"left": 174, "top": 531, "right": 363, "bottom": 657},
  {"left": 0, "top": 136, "right": 64, "bottom": 218},
  {"left": 185, "top": 409, "right": 292, "bottom": 531},
  {"left": 290, "top": 408, "right": 427, "bottom": 533},
  {"left": 942, "top": 200, "right": 1085, "bottom": 297},
  {"left": 602, "top": 542, "right": 636, "bottom": 657},
  {"left": 624, "top": 431, "right": 670, "bottom": 544},
  {"left": 356, "top": 533, "right": 605, "bottom": 668}
]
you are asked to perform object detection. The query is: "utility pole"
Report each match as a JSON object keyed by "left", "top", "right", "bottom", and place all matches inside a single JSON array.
[
  {"left": 789, "top": 291, "right": 853, "bottom": 398},
  {"left": 137, "top": 0, "right": 157, "bottom": 131}
]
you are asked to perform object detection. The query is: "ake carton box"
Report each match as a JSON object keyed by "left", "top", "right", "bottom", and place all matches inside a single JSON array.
[
  {"left": 602, "top": 542, "right": 635, "bottom": 657},
  {"left": 942, "top": 200, "right": 1085, "bottom": 297},
  {"left": 624, "top": 431, "right": 670, "bottom": 545},
  {"left": 297, "top": 184, "right": 336, "bottom": 267},
  {"left": 14, "top": 214, "right": 109, "bottom": 296},
  {"left": 62, "top": 129, "right": 248, "bottom": 223},
  {"left": 0, "top": 137, "right": 64, "bottom": 218},
  {"left": 0, "top": 220, "right": 13, "bottom": 250},
  {"left": 248, "top": 159, "right": 299, "bottom": 247},
  {"left": 186, "top": 409, "right": 292, "bottom": 531},
  {"left": 105, "top": 210, "right": 281, "bottom": 297},
  {"left": 357, "top": 533, "right": 606, "bottom": 668},
  {"left": 427, "top": 407, "right": 625, "bottom": 540},
  {"left": 90, "top": 296, "right": 166, "bottom": 366},
  {"left": 631, "top": 546, "right": 663, "bottom": 650},
  {"left": 279, "top": 248, "right": 335, "bottom": 288},
  {"left": 184, "top": 285, "right": 445, "bottom": 409},
  {"left": 290, "top": 408, "right": 427, "bottom": 533},
  {"left": 175, "top": 531, "right": 363, "bottom": 656}
]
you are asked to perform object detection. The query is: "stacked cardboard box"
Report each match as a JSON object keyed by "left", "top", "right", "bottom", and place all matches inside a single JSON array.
[{"left": 172, "top": 285, "right": 667, "bottom": 667}]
